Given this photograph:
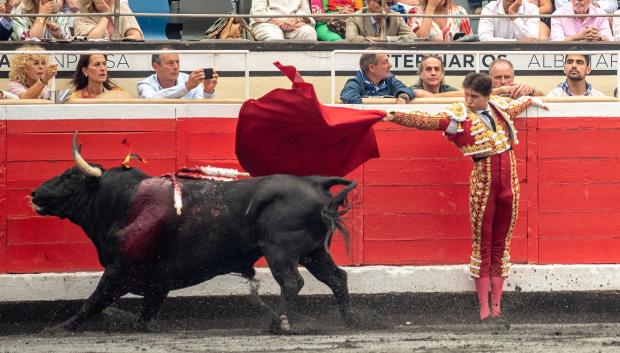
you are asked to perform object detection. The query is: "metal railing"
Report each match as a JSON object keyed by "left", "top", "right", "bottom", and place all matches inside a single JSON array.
[
  {"left": 329, "top": 49, "right": 620, "bottom": 103},
  {"left": 0, "top": 49, "right": 251, "bottom": 103},
  {"left": 2, "top": 0, "right": 620, "bottom": 41}
]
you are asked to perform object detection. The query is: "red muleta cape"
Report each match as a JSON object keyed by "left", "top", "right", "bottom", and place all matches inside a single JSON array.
[{"left": 236, "top": 62, "right": 384, "bottom": 177}]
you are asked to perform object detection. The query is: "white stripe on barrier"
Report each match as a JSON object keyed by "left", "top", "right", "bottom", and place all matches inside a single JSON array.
[{"left": 1, "top": 265, "right": 619, "bottom": 302}]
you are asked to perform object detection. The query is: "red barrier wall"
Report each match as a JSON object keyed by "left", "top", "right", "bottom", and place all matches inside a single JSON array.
[{"left": 1, "top": 103, "right": 619, "bottom": 273}]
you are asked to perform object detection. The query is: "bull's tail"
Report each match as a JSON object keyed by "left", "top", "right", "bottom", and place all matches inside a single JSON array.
[{"left": 319, "top": 178, "right": 357, "bottom": 256}]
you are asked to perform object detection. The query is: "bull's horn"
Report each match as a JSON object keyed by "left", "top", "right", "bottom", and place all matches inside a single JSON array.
[{"left": 72, "top": 132, "right": 102, "bottom": 177}]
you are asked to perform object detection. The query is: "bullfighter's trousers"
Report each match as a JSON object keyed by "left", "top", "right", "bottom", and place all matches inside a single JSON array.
[{"left": 468, "top": 150, "right": 519, "bottom": 278}]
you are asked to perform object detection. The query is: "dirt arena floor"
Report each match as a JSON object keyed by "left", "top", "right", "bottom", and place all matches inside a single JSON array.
[{"left": 1, "top": 292, "right": 619, "bottom": 353}]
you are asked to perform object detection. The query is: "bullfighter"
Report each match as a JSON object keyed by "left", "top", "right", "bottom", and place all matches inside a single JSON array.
[{"left": 383, "top": 72, "right": 546, "bottom": 320}]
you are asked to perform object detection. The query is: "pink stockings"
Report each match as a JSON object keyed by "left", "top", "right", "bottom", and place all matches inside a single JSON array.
[{"left": 476, "top": 276, "right": 505, "bottom": 320}]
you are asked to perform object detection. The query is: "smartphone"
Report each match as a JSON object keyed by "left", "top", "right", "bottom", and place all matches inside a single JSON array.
[{"left": 203, "top": 68, "right": 214, "bottom": 80}]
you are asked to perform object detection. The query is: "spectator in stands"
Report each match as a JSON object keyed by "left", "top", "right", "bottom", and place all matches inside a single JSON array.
[
  {"left": 74, "top": 0, "right": 143, "bottom": 40},
  {"left": 410, "top": 55, "right": 462, "bottom": 96},
  {"left": 68, "top": 53, "right": 129, "bottom": 99},
  {"left": 0, "top": 0, "right": 14, "bottom": 40},
  {"left": 345, "top": 0, "right": 416, "bottom": 42},
  {"left": 478, "top": 0, "right": 540, "bottom": 41},
  {"left": 137, "top": 46, "right": 218, "bottom": 99},
  {"left": 11, "top": 0, "right": 70, "bottom": 40},
  {"left": 57, "top": 0, "right": 81, "bottom": 35},
  {"left": 311, "top": 0, "right": 362, "bottom": 42},
  {"left": 550, "top": 0, "right": 613, "bottom": 41},
  {"left": 489, "top": 58, "right": 544, "bottom": 97},
  {"left": 340, "top": 51, "right": 415, "bottom": 103},
  {"left": 531, "top": 0, "right": 553, "bottom": 39},
  {"left": 612, "top": 9, "right": 620, "bottom": 41},
  {"left": 250, "top": 0, "right": 317, "bottom": 41},
  {"left": 7, "top": 45, "right": 57, "bottom": 99},
  {"left": 555, "top": 0, "right": 617, "bottom": 14},
  {"left": 547, "top": 54, "right": 605, "bottom": 96},
  {"left": 407, "top": 0, "right": 472, "bottom": 41}
]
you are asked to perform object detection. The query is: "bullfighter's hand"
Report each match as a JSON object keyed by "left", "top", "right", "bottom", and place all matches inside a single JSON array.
[
  {"left": 185, "top": 69, "right": 204, "bottom": 90},
  {"left": 530, "top": 97, "right": 549, "bottom": 111},
  {"left": 382, "top": 111, "right": 396, "bottom": 121},
  {"left": 203, "top": 71, "right": 218, "bottom": 94}
]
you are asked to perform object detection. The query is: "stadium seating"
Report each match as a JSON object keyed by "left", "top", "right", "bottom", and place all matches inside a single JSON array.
[
  {"left": 128, "top": 0, "right": 169, "bottom": 40},
  {"left": 181, "top": 0, "right": 234, "bottom": 40}
]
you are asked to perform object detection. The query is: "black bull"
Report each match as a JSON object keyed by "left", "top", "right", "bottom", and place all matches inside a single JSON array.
[{"left": 30, "top": 134, "right": 358, "bottom": 333}]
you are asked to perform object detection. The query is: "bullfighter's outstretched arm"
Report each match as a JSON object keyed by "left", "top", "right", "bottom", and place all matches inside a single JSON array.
[{"left": 384, "top": 110, "right": 453, "bottom": 131}]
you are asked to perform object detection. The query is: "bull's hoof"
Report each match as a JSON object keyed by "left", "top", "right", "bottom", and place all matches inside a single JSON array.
[{"left": 270, "top": 315, "right": 295, "bottom": 335}]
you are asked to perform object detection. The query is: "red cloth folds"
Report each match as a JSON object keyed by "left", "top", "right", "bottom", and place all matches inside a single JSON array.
[{"left": 236, "top": 62, "right": 384, "bottom": 177}]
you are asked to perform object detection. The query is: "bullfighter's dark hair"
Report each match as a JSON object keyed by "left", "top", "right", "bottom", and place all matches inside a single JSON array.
[
  {"left": 70, "top": 54, "right": 118, "bottom": 92},
  {"left": 152, "top": 45, "right": 175, "bottom": 65},
  {"left": 462, "top": 72, "right": 492, "bottom": 97}
]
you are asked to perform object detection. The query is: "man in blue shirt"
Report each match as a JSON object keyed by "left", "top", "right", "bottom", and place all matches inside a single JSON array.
[
  {"left": 137, "top": 46, "right": 218, "bottom": 99},
  {"left": 340, "top": 51, "right": 416, "bottom": 104}
]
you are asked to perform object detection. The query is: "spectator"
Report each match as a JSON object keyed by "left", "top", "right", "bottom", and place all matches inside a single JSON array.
[
  {"left": 68, "top": 53, "right": 129, "bottom": 99},
  {"left": 0, "top": 0, "right": 14, "bottom": 40},
  {"left": 530, "top": 0, "right": 553, "bottom": 38},
  {"left": 8, "top": 45, "right": 58, "bottom": 99},
  {"left": 612, "top": 9, "right": 620, "bottom": 41},
  {"left": 489, "top": 58, "right": 544, "bottom": 97},
  {"left": 410, "top": 55, "right": 462, "bottom": 96},
  {"left": 555, "top": 0, "right": 617, "bottom": 14},
  {"left": 137, "top": 46, "right": 218, "bottom": 99},
  {"left": 345, "top": 0, "right": 416, "bottom": 42},
  {"left": 478, "top": 0, "right": 539, "bottom": 41},
  {"left": 11, "top": 0, "right": 70, "bottom": 40},
  {"left": 340, "top": 51, "right": 415, "bottom": 104},
  {"left": 57, "top": 0, "right": 81, "bottom": 35},
  {"left": 408, "top": 0, "right": 472, "bottom": 41},
  {"left": 547, "top": 54, "right": 605, "bottom": 96},
  {"left": 311, "top": 0, "right": 362, "bottom": 42},
  {"left": 74, "top": 0, "right": 143, "bottom": 40},
  {"left": 395, "top": 0, "right": 419, "bottom": 12},
  {"left": 550, "top": 0, "right": 613, "bottom": 41},
  {"left": 250, "top": 0, "right": 317, "bottom": 41}
]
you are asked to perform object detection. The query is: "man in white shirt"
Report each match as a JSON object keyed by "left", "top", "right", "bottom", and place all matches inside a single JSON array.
[
  {"left": 137, "top": 47, "right": 218, "bottom": 99},
  {"left": 547, "top": 54, "right": 605, "bottom": 96},
  {"left": 478, "top": 0, "right": 539, "bottom": 41}
]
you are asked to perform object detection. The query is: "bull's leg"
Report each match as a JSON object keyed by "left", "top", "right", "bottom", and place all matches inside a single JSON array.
[
  {"left": 139, "top": 289, "right": 169, "bottom": 325},
  {"left": 264, "top": 254, "right": 304, "bottom": 333},
  {"left": 48, "top": 263, "right": 131, "bottom": 332},
  {"left": 300, "top": 248, "right": 354, "bottom": 326}
]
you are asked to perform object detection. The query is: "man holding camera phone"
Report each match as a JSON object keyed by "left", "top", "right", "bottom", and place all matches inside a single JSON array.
[{"left": 138, "top": 46, "right": 218, "bottom": 99}]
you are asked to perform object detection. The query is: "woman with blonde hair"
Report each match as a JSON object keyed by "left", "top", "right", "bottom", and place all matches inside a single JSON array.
[
  {"left": 8, "top": 45, "right": 58, "bottom": 99},
  {"left": 408, "top": 0, "right": 472, "bottom": 41},
  {"left": 68, "top": 53, "right": 130, "bottom": 99},
  {"left": 11, "top": 0, "right": 70, "bottom": 40},
  {"left": 74, "top": 0, "right": 143, "bottom": 40}
]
